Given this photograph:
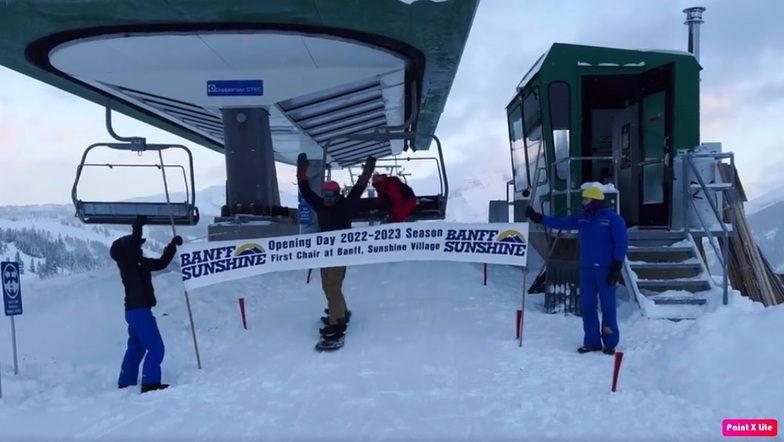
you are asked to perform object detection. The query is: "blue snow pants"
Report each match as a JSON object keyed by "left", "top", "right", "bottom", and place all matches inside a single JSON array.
[
  {"left": 118, "top": 307, "right": 165, "bottom": 386},
  {"left": 579, "top": 266, "right": 619, "bottom": 348}
]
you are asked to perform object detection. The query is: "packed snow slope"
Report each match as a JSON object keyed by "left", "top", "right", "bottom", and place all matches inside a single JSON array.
[{"left": 0, "top": 259, "right": 782, "bottom": 441}]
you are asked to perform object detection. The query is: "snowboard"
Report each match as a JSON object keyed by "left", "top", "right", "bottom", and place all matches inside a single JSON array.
[{"left": 314, "top": 335, "right": 344, "bottom": 352}]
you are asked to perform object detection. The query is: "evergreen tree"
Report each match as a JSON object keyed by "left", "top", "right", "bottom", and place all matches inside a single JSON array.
[{"left": 0, "top": 226, "right": 113, "bottom": 279}]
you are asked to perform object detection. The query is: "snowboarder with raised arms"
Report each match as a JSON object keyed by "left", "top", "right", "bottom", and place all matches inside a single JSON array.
[
  {"left": 297, "top": 152, "right": 376, "bottom": 350},
  {"left": 524, "top": 186, "right": 628, "bottom": 355},
  {"left": 110, "top": 215, "right": 182, "bottom": 392}
]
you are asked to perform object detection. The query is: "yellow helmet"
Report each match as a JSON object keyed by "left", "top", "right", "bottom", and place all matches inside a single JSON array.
[{"left": 582, "top": 186, "right": 605, "bottom": 201}]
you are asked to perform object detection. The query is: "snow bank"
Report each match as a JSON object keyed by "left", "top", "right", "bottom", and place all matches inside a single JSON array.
[
  {"left": 649, "top": 292, "right": 784, "bottom": 418},
  {"left": 0, "top": 258, "right": 781, "bottom": 440}
]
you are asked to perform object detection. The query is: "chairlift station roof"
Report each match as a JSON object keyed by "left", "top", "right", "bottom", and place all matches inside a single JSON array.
[{"left": 0, "top": 0, "right": 479, "bottom": 168}]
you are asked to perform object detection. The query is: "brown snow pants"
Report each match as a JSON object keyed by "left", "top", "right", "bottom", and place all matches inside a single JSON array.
[{"left": 320, "top": 266, "right": 348, "bottom": 325}]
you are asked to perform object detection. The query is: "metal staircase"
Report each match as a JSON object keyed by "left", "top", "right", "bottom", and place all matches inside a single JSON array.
[
  {"left": 620, "top": 149, "right": 737, "bottom": 320},
  {"left": 622, "top": 229, "right": 716, "bottom": 320}
]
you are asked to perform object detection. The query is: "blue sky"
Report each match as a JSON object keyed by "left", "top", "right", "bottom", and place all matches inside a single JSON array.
[{"left": 1, "top": 0, "right": 783, "bottom": 206}]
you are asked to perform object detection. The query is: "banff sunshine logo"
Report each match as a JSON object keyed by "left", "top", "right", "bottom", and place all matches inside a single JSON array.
[
  {"left": 442, "top": 228, "right": 527, "bottom": 257},
  {"left": 180, "top": 242, "right": 267, "bottom": 281}
]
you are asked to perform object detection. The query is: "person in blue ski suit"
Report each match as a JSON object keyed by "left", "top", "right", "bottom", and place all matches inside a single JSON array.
[
  {"left": 110, "top": 215, "right": 182, "bottom": 393},
  {"left": 525, "top": 186, "right": 628, "bottom": 355}
]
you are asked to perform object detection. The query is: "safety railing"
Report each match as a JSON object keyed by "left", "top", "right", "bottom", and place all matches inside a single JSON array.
[
  {"left": 681, "top": 150, "right": 737, "bottom": 305},
  {"left": 546, "top": 156, "right": 621, "bottom": 217}
]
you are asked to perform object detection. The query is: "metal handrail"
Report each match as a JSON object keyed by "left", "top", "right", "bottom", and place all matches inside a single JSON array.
[
  {"left": 548, "top": 155, "right": 620, "bottom": 215},
  {"left": 79, "top": 163, "right": 190, "bottom": 202},
  {"left": 681, "top": 150, "right": 736, "bottom": 305}
]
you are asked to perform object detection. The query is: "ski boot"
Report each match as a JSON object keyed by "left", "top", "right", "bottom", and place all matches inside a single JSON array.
[
  {"left": 320, "top": 308, "right": 351, "bottom": 325},
  {"left": 141, "top": 382, "right": 170, "bottom": 393}
]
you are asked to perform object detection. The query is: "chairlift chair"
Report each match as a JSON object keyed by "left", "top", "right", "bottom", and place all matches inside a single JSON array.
[
  {"left": 322, "top": 132, "right": 449, "bottom": 223},
  {"left": 352, "top": 155, "right": 446, "bottom": 222},
  {"left": 71, "top": 142, "right": 200, "bottom": 226}
]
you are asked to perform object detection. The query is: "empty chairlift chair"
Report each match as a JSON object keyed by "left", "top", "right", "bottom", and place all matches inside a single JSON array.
[{"left": 71, "top": 142, "right": 200, "bottom": 226}]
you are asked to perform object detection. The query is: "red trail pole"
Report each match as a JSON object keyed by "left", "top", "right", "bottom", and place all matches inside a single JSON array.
[
  {"left": 238, "top": 297, "right": 247, "bottom": 330},
  {"left": 611, "top": 351, "right": 624, "bottom": 392},
  {"left": 515, "top": 308, "right": 523, "bottom": 340},
  {"left": 306, "top": 269, "right": 312, "bottom": 283}
]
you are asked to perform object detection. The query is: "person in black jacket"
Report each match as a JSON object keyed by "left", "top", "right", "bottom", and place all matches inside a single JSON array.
[
  {"left": 110, "top": 215, "right": 182, "bottom": 393},
  {"left": 297, "top": 153, "right": 375, "bottom": 342}
]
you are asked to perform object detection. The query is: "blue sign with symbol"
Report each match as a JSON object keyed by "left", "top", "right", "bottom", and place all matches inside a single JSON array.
[
  {"left": 2, "top": 261, "right": 22, "bottom": 316},
  {"left": 206, "top": 80, "right": 264, "bottom": 97},
  {"left": 298, "top": 192, "right": 312, "bottom": 226}
]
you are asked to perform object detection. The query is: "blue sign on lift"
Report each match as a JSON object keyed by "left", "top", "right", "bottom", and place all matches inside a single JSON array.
[
  {"left": 298, "top": 192, "right": 312, "bottom": 226},
  {"left": 206, "top": 80, "right": 264, "bottom": 97}
]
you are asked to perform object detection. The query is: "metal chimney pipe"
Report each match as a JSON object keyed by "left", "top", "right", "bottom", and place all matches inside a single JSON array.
[{"left": 683, "top": 6, "right": 706, "bottom": 62}]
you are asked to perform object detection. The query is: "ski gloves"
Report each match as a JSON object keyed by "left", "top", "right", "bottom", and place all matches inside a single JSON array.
[
  {"left": 170, "top": 236, "right": 183, "bottom": 247},
  {"left": 357, "top": 155, "right": 377, "bottom": 184},
  {"left": 524, "top": 205, "right": 543, "bottom": 224},
  {"left": 132, "top": 215, "right": 147, "bottom": 229},
  {"left": 607, "top": 260, "right": 622, "bottom": 285},
  {"left": 296, "top": 153, "right": 377, "bottom": 184},
  {"left": 296, "top": 153, "right": 309, "bottom": 183}
]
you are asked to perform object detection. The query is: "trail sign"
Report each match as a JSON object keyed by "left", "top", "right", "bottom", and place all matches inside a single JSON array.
[
  {"left": 1, "top": 261, "right": 21, "bottom": 375},
  {"left": 2, "top": 261, "right": 22, "bottom": 316}
]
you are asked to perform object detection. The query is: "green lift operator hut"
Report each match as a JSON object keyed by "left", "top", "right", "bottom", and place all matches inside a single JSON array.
[{"left": 500, "top": 7, "right": 765, "bottom": 317}]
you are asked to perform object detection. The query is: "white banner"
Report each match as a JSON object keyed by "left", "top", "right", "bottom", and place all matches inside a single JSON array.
[{"left": 177, "top": 222, "right": 530, "bottom": 291}]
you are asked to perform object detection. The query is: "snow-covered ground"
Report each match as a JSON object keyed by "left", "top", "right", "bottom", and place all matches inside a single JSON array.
[{"left": 0, "top": 258, "right": 780, "bottom": 440}]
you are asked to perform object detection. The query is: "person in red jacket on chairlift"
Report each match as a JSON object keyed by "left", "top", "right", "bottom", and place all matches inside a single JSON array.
[{"left": 371, "top": 172, "right": 418, "bottom": 223}]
